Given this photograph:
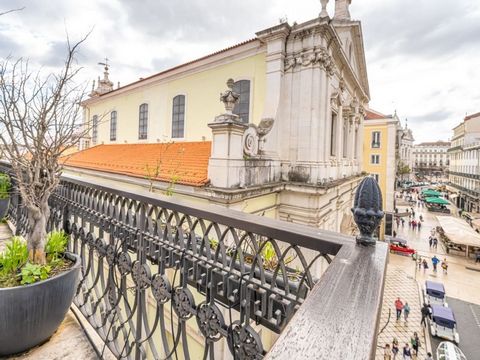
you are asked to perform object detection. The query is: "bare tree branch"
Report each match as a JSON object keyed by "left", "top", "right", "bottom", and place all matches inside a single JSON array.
[{"left": 0, "top": 34, "right": 91, "bottom": 263}]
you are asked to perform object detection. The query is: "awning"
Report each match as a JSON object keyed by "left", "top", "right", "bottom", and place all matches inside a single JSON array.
[
  {"left": 436, "top": 216, "right": 480, "bottom": 248},
  {"left": 425, "top": 197, "right": 449, "bottom": 205},
  {"left": 422, "top": 189, "right": 442, "bottom": 197}
]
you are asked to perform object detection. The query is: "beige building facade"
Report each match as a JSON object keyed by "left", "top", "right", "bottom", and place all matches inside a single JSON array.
[
  {"left": 413, "top": 141, "right": 450, "bottom": 176},
  {"left": 448, "top": 112, "right": 480, "bottom": 212}
]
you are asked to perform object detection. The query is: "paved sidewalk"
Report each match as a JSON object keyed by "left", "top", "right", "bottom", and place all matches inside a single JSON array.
[{"left": 376, "top": 265, "right": 429, "bottom": 359}]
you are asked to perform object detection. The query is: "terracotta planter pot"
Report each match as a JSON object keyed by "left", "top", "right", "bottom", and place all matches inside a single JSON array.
[{"left": 0, "top": 252, "right": 80, "bottom": 356}]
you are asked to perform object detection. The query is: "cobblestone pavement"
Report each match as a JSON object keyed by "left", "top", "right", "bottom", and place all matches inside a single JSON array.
[{"left": 376, "top": 265, "right": 429, "bottom": 360}]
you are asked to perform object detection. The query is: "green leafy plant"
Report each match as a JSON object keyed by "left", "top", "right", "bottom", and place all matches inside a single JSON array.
[
  {"left": 45, "top": 230, "right": 68, "bottom": 264},
  {"left": 0, "top": 236, "right": 28, "bottom": 287},
  {"left": 0, "top": 173, "right": 10, "bottom": 200},
  {"left": 20, "top": 262, "right": 51, "bottom": 285}
]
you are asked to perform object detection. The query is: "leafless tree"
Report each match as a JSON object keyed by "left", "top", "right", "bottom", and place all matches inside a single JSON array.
[{"left": 0, "top": 35, "right": 91, "bottom": 263}]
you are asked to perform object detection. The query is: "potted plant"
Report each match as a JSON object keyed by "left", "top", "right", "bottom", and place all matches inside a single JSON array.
[
  {"left": 0, "top": 35, "right": 92, "bottom": 355},
  {"left": 0, "top": 231, "right": 80, "bottom": 356},
  {"left": 0, "top": 172, "right": 10, "bottom": 219}
]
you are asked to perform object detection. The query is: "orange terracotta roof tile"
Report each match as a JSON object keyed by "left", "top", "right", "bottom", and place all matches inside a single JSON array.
[
  {"left": 63, "top": 142, "right": 211, "bottom": 187},
  {"left": 365, "top": 109, "right": 388, "bottom": 120}
]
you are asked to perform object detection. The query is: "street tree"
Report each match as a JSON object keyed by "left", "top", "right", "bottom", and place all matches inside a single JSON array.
[
  {"left": 397, "top": 161, "right": 411, "bottom": 180},
  {"left": 0, "top": 36, "right": 91, "bottom": 263}
]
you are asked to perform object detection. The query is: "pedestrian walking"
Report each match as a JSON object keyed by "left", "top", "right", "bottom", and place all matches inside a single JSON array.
[
  {"left": 432, "top": 255, "right": 440, "bottom": 272},
  {"left": 433, "top": 237, "right": 438, "bottom": 249},
  {"left": 408, "top": 220, "right": 412, "bottom": 228},
  {"left": 395, "top": 297, "right": 404, "bottom": 321},
  {"left": 418, "top": 221, "right": 422, "bottom": 230},
  {"left": 425, "top": 352, "right": 433, "bottom": 360},
  {"left": 421, "top": 303, "right": 430, "bottom": 327},
  {"left": 428, "top": 237, "right": 433, "bottom": 248},
  {"left": 393, "top": 230, "right": 397, "bottom": 238},
  {"left": 403, "top": 302, "right": 410, "bottom": 322},
  {"left": 411, "top": 332, "right": 421, "bottom": 356},
  {"left": 392, "top": 338, "right": 399, "bottom": 359},
  {"left": 476, "top": 251, "right": 480, "bottom": 263},
  {"left": 418, "top": 257, "right": 422, "bottom": 271},
  {"left": 403, "top": 343, "right": 412, "bottom": 359},
  {"left": 384, "top": 343, "right": 392, "bottom": 360},
  {"left": 401, "top": 218, "right": 405, "bottom": 227},
  {"left": 441, "top": 258, "right": 448, "bottom": 274},
  {"left": 422, "top": 259, "right": 428, "bottom": 273}
]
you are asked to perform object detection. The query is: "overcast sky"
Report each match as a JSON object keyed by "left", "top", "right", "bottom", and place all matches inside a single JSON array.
[{"left": 1, "top": 0, "right": 479, "bottom": 143}]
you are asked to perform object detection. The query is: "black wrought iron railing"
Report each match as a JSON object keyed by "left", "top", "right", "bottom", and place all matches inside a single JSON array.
[{"left": 0, "top": 162, "right": 387, "bottom": 360}]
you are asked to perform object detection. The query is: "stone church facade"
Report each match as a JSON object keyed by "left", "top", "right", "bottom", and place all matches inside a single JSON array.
[{"left": 72, "top": 0, "right": 370, "bottom": 235}]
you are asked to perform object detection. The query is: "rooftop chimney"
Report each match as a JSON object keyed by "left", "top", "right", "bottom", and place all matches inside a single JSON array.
[{"left": 334, "top": 0, "right": 352, "bottom": 20}]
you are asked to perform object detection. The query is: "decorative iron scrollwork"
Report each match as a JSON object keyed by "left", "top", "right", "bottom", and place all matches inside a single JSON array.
[
  {"left": 117, "top": 252, "right": 132, "bottom": 275},
  {"left": 228, "top": 322, "right": 264, "bottom": 360},
  {"left": 105, "top": 244, "right": 116, "bottom": 265},
  {"left": 108, "top": 284, "right": 117, "bottom": 307},
  {"left": 131, "top": 261, "right": 151, "bottom": 289},
  {"left": 151, "top": 274, "right": 171, "bottom": 304},
  {"left": 173, "top": 287, "right": 195, "bottom": 319},
  {"left": 196, "top": 302, "right": 225, "bottom": 341}
]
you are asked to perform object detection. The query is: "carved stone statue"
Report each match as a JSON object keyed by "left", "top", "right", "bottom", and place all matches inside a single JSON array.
[{"left": 351, "top": 176, "right": 384, "bottom": 245}]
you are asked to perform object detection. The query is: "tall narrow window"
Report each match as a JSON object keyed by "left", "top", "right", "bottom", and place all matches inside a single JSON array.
[
  {"left": 232, "top": 80, "right": 250, "bottom": 123},
  {"left": 330, "top": 112, "right": 337, "bottom": 156},
  {"left": 92, "top": 115, "right": 98, "bottom": 145},
  {"left": 342, "top": 119, "right": 348, "bottom": 158},
  {"left": 110, "top": 111, "right": 117, "bottom": 141},
  {"left": 139, "top": 104, "right": 148, "bottom": 139},
  {"left": 172, "top": 95, "right": 185, "bottom": 138},
  {"left": 371, "top": 131, "right": 380, "bottom": 148}
]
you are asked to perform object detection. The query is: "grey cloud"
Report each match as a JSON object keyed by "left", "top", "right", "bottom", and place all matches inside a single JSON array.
[
  {"left": 361, "top": 0, "right": 480, "bottom": 60},
  {"left": 117, "top": 0, "right": 272, "bottom": 43},
  {"left": 0, "top": 32, "right": 23, "bottom": 57},
  {"left": 409, "top": 110, "right": 453, "bottom": 125}
]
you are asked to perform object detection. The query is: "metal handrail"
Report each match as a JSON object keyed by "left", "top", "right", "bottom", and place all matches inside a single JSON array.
[{"left": 0, "top": 162, "right": 387, "bottom": 360}]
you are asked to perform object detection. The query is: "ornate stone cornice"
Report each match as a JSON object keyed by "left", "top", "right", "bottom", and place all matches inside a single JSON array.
[{"left": 284, "top": 47, "right": 336, "bottom": 75}]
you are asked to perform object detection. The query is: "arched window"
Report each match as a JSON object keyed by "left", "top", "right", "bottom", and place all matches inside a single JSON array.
[
  {"left": 138, "top": 104, "right": 148, "bottom": 139},
  {"left": 232, "top": 80, "right": 250, "bottom": 123},
  {"left": 110, "top": 111, "right": 117, "bottom": 141},
  {"left": 172, "top": 95, "right": 185, "bottom": 138},
  {"left": 92, "top": 115, "right": 98, "bottom": 145}
]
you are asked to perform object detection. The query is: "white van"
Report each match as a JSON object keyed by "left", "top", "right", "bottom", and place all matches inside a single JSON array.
[{"left": 436, "top": 341, "right": 467, "bottom": 360}]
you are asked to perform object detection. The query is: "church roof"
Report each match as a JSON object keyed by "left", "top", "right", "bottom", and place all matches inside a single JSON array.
[
  {"left": 365, "top": 109, "right": 389, "bottom": 120},
  {"left": 63, "top": 142, "right": 211, "bottom": 187},
  {"left": 88, "top": 39, "right": 258, "bottom": 100}
]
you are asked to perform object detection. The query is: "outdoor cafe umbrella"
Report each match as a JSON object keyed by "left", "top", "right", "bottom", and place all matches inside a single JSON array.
[
  {"left": 422, "top": 189, "right": 442, "bottom": 197},
  {"left": 425, "top": 197, "right": 449, "bottom": 205}
]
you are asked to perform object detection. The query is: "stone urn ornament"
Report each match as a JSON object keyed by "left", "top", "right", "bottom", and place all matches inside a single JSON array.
[{"left": 351, "top": 176, "right": 384, "bottom": 245}]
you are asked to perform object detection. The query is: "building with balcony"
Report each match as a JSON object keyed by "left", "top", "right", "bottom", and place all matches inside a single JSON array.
[
  {"left": 73, "top": 0, "right": 370, "bottom": 236},
  {"left": 413, "top": 141, "right": 450, "bottom": 177},
  {"left": 362, "top": 109, "right": 399, "bottom": 213},
  {"left": 448, "top": 112, "right": 480, "bottom": 213}
]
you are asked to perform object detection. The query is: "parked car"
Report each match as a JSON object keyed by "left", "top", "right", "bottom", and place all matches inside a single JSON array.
[
  {"left": 430, "top": 305, "right": 460, "bottom": 344},
  {"left": 388, "top": 237, "right": 416, "bottom": 256},
  {"left": 424, "top": 280, "right": 448, "bottom": 307},
  {"left": 436, "top": 341, "right": 467, "bottom": 360}
]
